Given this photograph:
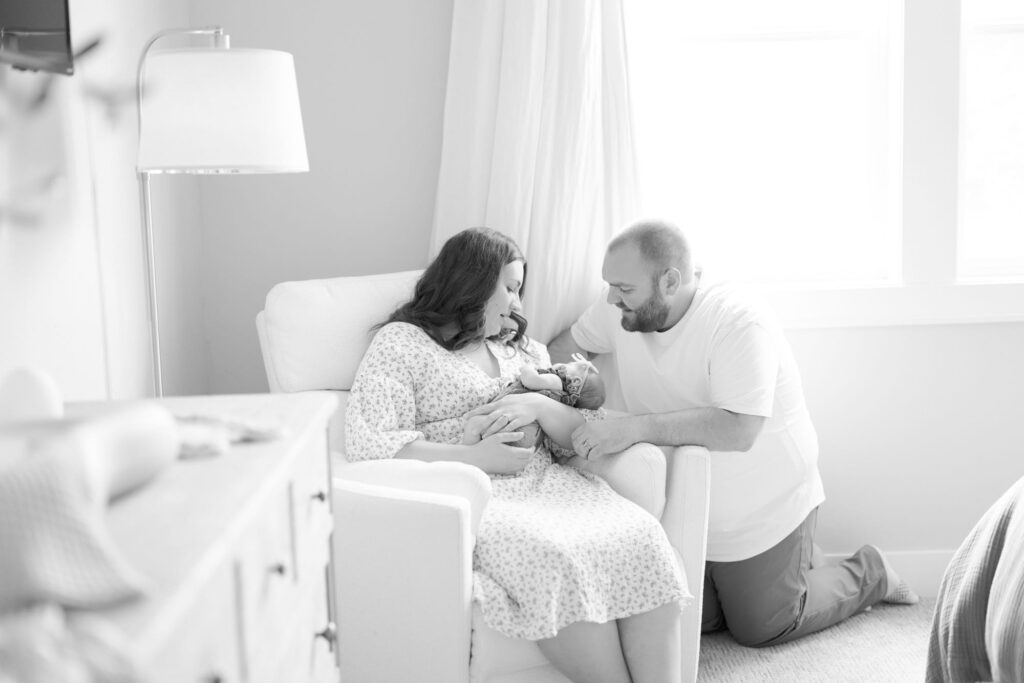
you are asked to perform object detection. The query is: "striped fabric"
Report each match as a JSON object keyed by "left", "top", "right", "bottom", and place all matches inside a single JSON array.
[{"left": 927, "top": 476, "right": 1024, "bottom": 682}]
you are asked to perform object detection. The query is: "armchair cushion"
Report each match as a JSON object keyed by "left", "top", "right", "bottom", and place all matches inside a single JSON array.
[{"left": 261, "top": 270, "right": 421, "bottom": 392}]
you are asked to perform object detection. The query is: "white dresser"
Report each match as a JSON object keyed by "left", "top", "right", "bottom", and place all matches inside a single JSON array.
[{"left": 91, "top": 392, "right": 339, "bottom": 683}]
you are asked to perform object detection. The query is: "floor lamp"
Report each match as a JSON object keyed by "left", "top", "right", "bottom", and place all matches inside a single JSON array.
[{"left": 136, "top": 27, "right": 308, "bottom": 396}]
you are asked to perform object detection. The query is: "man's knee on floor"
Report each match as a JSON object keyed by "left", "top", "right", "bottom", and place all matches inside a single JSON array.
[
  {"left": 729, "top": 620, "right": 798, "bottom": 649},
  {"left": 701, "top": 599, "right": 799, "bottom": 647},
  {"left": 702, "top": 582, "right": 803, "bottom": 645},
  {"left": 701, "top": 612, "right": 725, "bottom": 634},
  {"left": 723, "top": 598, "right": 803, "bottom": 648}
]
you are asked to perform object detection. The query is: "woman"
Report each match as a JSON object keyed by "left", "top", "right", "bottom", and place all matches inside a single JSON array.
[{"left": 346, "top": 228, "right": 689, "bottom": 683}]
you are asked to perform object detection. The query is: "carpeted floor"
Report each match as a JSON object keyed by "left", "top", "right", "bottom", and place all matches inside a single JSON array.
[{"left": 697, "top": 598, "right": 936, "bottom": 682}]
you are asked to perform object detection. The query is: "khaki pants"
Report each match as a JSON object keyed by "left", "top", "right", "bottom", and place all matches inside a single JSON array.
[{"left": 701, "top": 508, "right": 888, "bottom": 647}]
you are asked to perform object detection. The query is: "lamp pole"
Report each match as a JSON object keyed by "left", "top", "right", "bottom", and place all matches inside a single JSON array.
[
  {"left": 135, "top": 27, "right": 225, "bottom": 397},
  {"left": 136, "top": 172, "right": 163, "bottom": 396},
  {"left": 135, "top": 27, "right": 307, "bottom": 396}
]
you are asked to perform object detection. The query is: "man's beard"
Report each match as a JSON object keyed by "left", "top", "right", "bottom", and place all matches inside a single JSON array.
[{"left": 619, "top": 290, "right": 670, "bottom": 332}]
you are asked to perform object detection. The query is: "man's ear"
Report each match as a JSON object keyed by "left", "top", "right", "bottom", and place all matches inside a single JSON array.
[{"left": 661, "top": 267, "right": 682, "bottom": 295}]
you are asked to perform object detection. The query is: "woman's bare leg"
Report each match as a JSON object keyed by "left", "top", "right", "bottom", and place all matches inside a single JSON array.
[
  {"left": 618, "top": 603, "right": 682, "bottom": 683},
  {"left": 537, "top": 620, "right": 632, "bottom": 683}
]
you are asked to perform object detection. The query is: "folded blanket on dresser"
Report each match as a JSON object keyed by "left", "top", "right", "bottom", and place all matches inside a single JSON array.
[{"left": 926, "top": 476, "right": 1024, "bottom": 683}]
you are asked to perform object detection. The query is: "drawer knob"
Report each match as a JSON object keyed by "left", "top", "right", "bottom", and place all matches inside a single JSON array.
[
  {"left": 268, "top": 562, "right": 287, "bottom": 576},
  {"left": 316, "top": 621, "right": 337, "bottom": 645},
  {"left": 311, "top": 490, "right": 327, "bottom": 503}
]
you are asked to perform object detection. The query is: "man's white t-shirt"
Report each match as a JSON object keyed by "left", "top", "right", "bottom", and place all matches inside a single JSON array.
[{"left": 572, "top": 276, "right": 825, "bottom": 561}]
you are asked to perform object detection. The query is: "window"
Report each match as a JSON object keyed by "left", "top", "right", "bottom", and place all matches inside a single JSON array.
[
  {"left": 626, "top": 1, "right": 901, "bottom": 286},
  {"left": 960, "top": 0, "right": 1024, "bottom": 280},
  {"left": 625, "top": 0, "right": 1024, "bottom": 326}
]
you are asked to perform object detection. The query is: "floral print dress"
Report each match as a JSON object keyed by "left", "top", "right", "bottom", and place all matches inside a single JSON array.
[{"left": 345, "top": 322, "right": 690, "bottom": 640}]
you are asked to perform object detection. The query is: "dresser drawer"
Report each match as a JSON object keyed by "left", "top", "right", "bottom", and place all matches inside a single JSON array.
[
  {"left": 235, "top": 485, "right": 298, "bottom": 670},
  {"left": 147, "top": 563, "right": 241, "bottom": 683},
  {"left": 266, "top": 562, "right": 337, "bottom": 683},
  {"left": 290, "top": 433, "right": 333, "bottom": 582}
]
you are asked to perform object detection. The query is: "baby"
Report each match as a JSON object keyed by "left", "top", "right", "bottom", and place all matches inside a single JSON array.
[{"left": 463, "top": 354, "right": 604, "bottom": 448}]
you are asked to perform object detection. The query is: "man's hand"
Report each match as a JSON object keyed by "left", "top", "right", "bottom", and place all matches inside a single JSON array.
[{"left": 571, "top": 417, "right": 638, "bottom": 460}]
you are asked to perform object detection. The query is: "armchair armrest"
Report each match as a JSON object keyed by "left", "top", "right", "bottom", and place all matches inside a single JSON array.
[
  {"left": 564, "top": 443, "right": 667, "bottom": 519},
  {"left": 334, "top": 458, "right": 492, "bottom": 536},
  {"left": 333, "top": 475, "right": 481, "bottom": 683},
  {"left": 662, "top": 445, "right": 711, "bottom": 683},
  {"left": 662, "top": 445, "right": 711, "bottom": 549}
]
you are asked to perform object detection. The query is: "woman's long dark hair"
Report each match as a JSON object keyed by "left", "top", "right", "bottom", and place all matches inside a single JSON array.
[{"left": 381, "top": 227, "right": 530, "bottom": 351}]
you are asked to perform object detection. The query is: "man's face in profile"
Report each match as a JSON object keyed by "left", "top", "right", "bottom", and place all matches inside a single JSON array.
[{"left": 602, "top": 244, "right": 670, "bottom": 333}]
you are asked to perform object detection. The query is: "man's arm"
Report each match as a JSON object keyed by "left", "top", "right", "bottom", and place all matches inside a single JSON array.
[
  {"left": 572, "top": 406, "right": 766, "bottom": 459},
  {"left": 629, "top": 408, "right": 766, "bottom": 452},
  {"left": 548, "top": 327, "right": 589, "bottom": 364}
]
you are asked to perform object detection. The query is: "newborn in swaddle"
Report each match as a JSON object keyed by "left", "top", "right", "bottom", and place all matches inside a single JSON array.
[{"left": 462, "top": 354, "right": 604, "bottom": 449}]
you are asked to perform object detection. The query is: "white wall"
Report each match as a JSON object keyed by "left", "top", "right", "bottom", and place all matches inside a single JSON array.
[
  {"left": 2, "top": 0, "right": 454, "bottom": 400},
  {"left": 791, "top": 322, "right": 1024, "bottom": 592},
  {"left": 0, "top": 0, "right": 202, "bottom": 400},
  {"left": 190, "top": 0, "right": 454, "bottom": 393},
  {"left": 0, "top": 70, "right": 107, "bottom": 399}
]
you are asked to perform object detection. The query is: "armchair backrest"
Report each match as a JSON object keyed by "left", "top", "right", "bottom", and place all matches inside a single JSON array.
[{"left": 256, "top": 270, "right": 422, "bottom": 393}]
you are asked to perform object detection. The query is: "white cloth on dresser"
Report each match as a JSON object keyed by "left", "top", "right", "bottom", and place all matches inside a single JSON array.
[
  {"left": 0, "top": 438, "right": 147, "bottom": 613},
  {"left": 0, "top": 604, "right": 138, "bottom": 683},
  {"left": 0, "top": 369, "right": 172, "bottom": 682},
  {"left": 0, "top": 405, "right": 179, "bottom": 613},
  {"left": 345, "top": 322, "right": 690, "bottom": 640}
]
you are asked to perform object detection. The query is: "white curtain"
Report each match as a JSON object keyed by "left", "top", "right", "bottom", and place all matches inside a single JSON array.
[{"left": 431, "top": 0, "right": 638, "bottom": 344}]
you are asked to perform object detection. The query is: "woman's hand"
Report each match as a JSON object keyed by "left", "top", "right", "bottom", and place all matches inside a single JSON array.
[
  {"left": 469, "top": 392, "right": 584, "bottom": 449},
  {"left": 462, "top": 414, "right": 491, "bottom": 444},
  {"left": 470, "top": 433, "right": 533, "bottom": 475},
  {"left": 465, "top": 394, "right": 542, "bottom": 438}
]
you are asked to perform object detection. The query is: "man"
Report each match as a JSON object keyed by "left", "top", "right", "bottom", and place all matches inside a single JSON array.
[{"left": 548, "top": 219, "right": 918, "bottom": 647}]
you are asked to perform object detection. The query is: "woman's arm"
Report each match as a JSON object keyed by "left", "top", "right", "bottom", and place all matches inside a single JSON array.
[
  {"left": 396, "top": 434, "right": 533, "bottom": 476},
  {"left": 466, "top": 393, "right": 584, "bottom": 449},
  {"left": 346, "top": 325, "right": 533, "bottom": 476}
]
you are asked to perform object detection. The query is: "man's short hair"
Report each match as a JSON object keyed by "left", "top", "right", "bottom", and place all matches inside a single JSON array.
[{"left": 609, "top": 219, "right": 694, "bottom": 279}]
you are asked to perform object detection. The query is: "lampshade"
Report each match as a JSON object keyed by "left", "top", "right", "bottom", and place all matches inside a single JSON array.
[{"left": 137, "top": 48, "right": 308, "bottom": 173}]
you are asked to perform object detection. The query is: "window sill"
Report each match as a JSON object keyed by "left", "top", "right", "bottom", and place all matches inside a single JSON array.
[{"left": 760, "top": 281, "right": 1024, "bottom": 329}]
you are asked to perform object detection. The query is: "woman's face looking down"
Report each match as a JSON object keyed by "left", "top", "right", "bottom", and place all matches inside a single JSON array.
[{"left": 484, "top": 260, "right": 524, "bottom": 338}]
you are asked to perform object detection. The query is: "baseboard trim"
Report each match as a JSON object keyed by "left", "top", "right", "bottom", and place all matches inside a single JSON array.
[{"left": 824, "top": 549, "right": 953, "bottom": 599}]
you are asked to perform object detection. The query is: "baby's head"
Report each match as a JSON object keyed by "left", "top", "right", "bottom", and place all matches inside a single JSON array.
[{"left": 553, "top": 357, "right": 605, "bottom": 409}]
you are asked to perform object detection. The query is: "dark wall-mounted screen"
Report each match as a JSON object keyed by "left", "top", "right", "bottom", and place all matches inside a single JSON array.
[{"left": 0, "top": 0, "right": 74, "bottom": 75}]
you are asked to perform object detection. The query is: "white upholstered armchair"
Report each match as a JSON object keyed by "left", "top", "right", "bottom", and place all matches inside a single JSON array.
[{"left": 256, "top": 270, "right": 711, "bottom": 683}]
